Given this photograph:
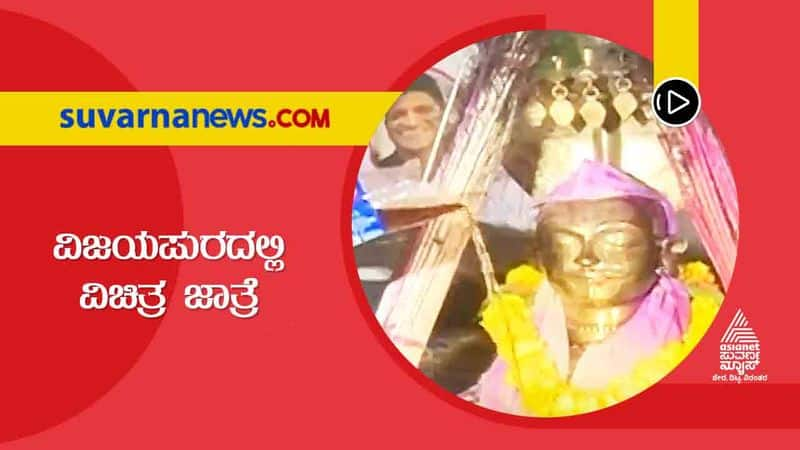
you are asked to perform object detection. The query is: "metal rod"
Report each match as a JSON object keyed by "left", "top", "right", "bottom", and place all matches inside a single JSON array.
[{"left": 423, "top": 61, "right": 467, "bottom": 182}]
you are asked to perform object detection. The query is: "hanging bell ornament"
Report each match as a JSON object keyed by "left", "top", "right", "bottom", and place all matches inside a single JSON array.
[
  {"left": 524, "top": 95, "right": 547, "bottom": 128},
  {"left": 549, "top": 83, "right": 575, "bottom": 127},
  {"left": 634, "top": 90, "right": 655, "bottom": 125},
  {"left": 612, "top": 77, "right": 638, "bottom": 121},
  {"left": 579, "top": 84, "right": 606, "bottom": 128}
]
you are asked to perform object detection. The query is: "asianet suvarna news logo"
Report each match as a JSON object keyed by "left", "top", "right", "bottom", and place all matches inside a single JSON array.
[{"left": 58, "top": 107, "right": 330, "bottom": 129}]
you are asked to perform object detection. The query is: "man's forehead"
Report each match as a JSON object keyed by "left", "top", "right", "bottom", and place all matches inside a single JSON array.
[{"left": 391, "top": 91, "right": 439, "bottom": 110}]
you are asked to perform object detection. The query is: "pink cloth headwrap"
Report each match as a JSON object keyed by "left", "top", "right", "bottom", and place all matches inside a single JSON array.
[{"left": 537, "top": 159, "right": 679, "bottom": 236}]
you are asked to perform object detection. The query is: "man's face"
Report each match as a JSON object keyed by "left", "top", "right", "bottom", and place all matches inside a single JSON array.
[
  {"left": 385, "top": 91, "right": 443, "bottom": 156},
  {"left": 537, "top": 198, "right": 664, "bottom": 308}
]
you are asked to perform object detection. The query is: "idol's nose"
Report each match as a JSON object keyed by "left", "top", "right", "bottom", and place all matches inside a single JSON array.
[
  {"left": 578, "top": 258, "right": 596, "bottom": 266},
  {"left": 576, "top": 247, "right": 599, "bottom": 268}
]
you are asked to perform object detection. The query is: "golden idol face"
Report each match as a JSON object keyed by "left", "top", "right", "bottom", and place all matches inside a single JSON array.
[{"left": 536, "top": 198, "right": 665, "bottom": 309}]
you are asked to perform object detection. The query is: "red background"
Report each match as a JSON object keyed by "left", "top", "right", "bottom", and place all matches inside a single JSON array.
[{"left": 0, "top": 0, "right": 798, "bottom": 447}]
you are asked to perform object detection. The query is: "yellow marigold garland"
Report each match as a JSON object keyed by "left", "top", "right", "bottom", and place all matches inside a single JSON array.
[{"left": 479, "top": 262, "right": 722, "bottom": 417}]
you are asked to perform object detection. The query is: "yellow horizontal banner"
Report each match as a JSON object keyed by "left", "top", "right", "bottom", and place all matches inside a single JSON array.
[
  {"left": 0, "top": 92, "right": 400, "bottom": 146},
  {"left": 654, "top": 0, "right": 699, "bottom": 87}
]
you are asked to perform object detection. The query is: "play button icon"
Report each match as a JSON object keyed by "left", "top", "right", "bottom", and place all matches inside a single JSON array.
[
  {"left": 652, "top": 77, "right": 701, "bottom": 127},
  {"left": 667, "top": 90, "right": 690, "bottom": 114}
]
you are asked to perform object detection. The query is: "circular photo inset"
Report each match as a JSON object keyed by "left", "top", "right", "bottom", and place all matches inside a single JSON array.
[{"left": 351, "top": 30, "right": 738, "bottom": 417}]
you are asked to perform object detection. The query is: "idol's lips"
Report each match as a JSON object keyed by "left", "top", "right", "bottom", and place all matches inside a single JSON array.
[{"left": 568, "top": 272, "right": 623, "bottom": 280}]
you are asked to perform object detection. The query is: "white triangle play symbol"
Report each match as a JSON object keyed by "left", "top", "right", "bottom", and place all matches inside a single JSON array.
[{"left": 667, "top": 90, "right": 690, "bottom": 114}]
